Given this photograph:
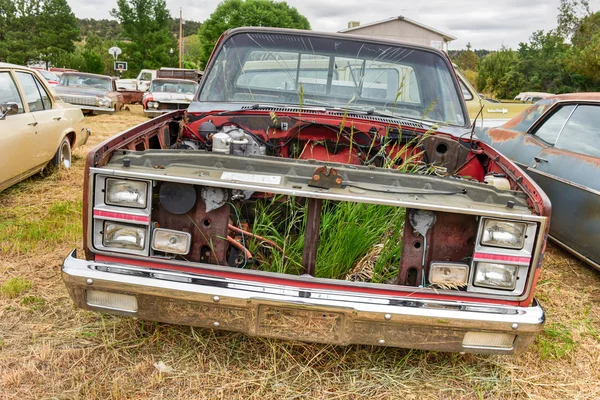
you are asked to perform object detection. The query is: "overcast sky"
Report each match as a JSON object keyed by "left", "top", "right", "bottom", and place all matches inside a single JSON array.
[{"left": 68, "top": 0, "right": 600, "bottom": 50}]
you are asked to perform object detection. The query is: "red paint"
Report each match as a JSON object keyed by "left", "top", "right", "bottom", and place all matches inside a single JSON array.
[
  {"left": 94, "top": 254, "right": 520, "bottom": 306},
  {"left": 473, "top": 252, "right": 532, "bottom": 264},
  {"left": 93, "top": 210, "right": 150, "bottom": 223}
]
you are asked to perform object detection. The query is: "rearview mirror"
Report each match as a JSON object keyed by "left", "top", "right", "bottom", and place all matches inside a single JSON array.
[{"left": 0, "top": 102, "right": 19, "bottom": 120}]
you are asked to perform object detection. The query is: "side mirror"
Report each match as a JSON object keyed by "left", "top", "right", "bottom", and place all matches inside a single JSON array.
[{"left": 0, "top": 102, "right": 19, "bottom": 120}]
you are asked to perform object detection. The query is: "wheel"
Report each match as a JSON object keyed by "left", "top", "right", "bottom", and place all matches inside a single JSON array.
[{"left": 52, "top": 137, "right": 72, "bottom": 169}]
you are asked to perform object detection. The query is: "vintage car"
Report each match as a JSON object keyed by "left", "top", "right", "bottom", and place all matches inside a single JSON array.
[
  {"left": 62, "top": 28, "right": 550, "bottom": 354},
  {"left": 55, "top": 72, "right": 124, "bottom": 115},
  {"left": 0, "top": 63, "right": 88, "bottom": 192},
  {"left": 455, "top": 67, "right": 531, "bottom": 128},
  {"left": 142, "top": 78, "right": 198, "bottom": 117},
  {"left": 477, "top": 94, "right": 600, "bottom": 270}
]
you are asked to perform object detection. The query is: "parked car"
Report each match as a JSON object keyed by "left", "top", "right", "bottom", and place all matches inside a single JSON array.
[
  {"left": 117, "top": 68, "right": 203, "bottom": 92},
  {"left": 0, "top": 63, "right": 89, "bottom": 192},
  {"left": 33, "top": 69, "right": 59, "bottom": 87},
  {"left": 514, "top": 92, "right": 554, "bottom": 103},
  {"left": 455, "top": 66, "right": 531, "bottom": 128},
  {"left": 62, "top": 28, "right": 550, "bottom": 355},
  {"left": 143, "top": 78, "right": 198, "bottom": 117},
  {"left": 54, "top": 72, "right": 124, "bottom": 115},
  {"left": 477, "top": 94, "right": 600, "bottom": 270}
]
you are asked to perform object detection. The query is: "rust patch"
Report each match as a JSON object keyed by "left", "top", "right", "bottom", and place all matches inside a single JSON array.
[
  {"left": 543, "top": 146, "right": 600, "bottom": 167},
  {"left": 485, "top": 127, "right": 520, "bottom": 143}
]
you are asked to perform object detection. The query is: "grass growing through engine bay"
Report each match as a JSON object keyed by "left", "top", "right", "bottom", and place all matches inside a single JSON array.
[{"left": 243, "top": 196, "right": 405, "bottom": 282}]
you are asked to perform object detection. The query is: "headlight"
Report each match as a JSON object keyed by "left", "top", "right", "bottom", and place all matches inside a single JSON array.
[
  {"left": 152, "top": 229, "right": 191, "bottom": 255},
  {"left": 480, "top": 219, "right": 527, "bottom": 249},
  {"left": 429, "top": 262, "right": 469, "bottom": 286},
  {"left": 103, "top": 222, "right": 146, "bottom": 250},
  {"left": 105, "top": 179, "right": 148, "bottom": 209},
  {"left": 147, "top": 101, "right": 159, "bottom": 109},
  {"left": 96, "top": 98, "right": 111, "bottom": 107},
  {"left": 473, "top": 262, "right": 519, "bottom": 290}
]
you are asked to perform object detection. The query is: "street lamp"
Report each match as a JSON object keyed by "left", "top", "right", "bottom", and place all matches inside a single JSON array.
[{"left": 169, "top": 48, "right": 174, "bottom": 68}]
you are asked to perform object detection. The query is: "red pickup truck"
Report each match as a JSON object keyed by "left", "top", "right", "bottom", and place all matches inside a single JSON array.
[{"left": 62, "top": 28, "right": 549, "bottom": 354}]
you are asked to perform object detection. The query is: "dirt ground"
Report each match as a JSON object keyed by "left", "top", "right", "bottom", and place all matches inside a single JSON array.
[{"left": 0, "top": 106, "right": 599, "bottom": 399}]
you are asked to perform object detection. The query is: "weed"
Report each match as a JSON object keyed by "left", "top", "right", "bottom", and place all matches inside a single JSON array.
[
  {"left": 1, "top": 277, "right": 32, "bottom": 298},
  {"left": 537, "top": 322, "right": 578, "bottom": 359}
]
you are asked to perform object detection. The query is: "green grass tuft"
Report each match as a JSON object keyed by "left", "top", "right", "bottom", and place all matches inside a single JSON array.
[{"left": 1, "top": 277, "right": 32, "bottom": 298}]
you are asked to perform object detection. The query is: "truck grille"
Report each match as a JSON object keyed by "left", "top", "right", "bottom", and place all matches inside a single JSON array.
[
  {"left": 158, "top": 102, "right": 190, "bottom": 111},
  {"left": 61, "top": 95, "right": 97, "bottom": 107}
]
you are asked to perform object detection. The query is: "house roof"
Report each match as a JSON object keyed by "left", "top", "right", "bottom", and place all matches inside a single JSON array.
[{"left": 338, "top": 16, "right": 457, "bottom": 42}]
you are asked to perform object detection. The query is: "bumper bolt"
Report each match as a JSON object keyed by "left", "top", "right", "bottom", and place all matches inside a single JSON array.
[
  {"left": 86, "top": 278, "right": 93, "bottom": 285},
  {"left": 213, "top": 321, "right": 220, "bottom": 327},
  {"left": 213, "top": 296, "right": 220, "bottom": 303},
  {"left": 512, "top": 323, "right": 519, "bottom": 330},
  {"left": 384, "top": 314, "right": 391, "bottom": 321}
]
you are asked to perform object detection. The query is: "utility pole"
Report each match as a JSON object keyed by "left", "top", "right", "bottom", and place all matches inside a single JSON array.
[{"left": 179, "top": 7, "right": 183, "bottom": 68}]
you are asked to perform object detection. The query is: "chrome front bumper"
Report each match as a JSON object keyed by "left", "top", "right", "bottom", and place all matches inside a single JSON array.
[
  {"left": 62, "top": 250, "right": 545, "bottom": 354},
  {"left": 75, "top": 105, "right": 115, "bottom": 114},
  {"left": 143, "top": 109, "right": 169, "bottom": 117}
]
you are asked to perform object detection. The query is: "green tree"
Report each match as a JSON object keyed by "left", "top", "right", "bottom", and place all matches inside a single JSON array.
[
  {"left": 38, "top": 0, "right": 80, "bottom": 69},
  {"left": 198, "top": 0, "right": 311, "bottom": 66},
  {"left": 476, "top": 47, "right": 519, "bottom": 98},
  {"left": 556, "top": 0, "right": 591, "bottom": 39},
  {"left": 0, "top": 0, "right": 42, "bottom": 64},
  {"left": 455, "top": 43, "right": 479, "bottom": 71},
  {"left": 110, "top": 0, "right": 177, "bottom": 76}
]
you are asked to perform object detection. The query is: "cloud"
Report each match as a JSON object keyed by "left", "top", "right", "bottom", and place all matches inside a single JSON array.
[{"left": 67, "top": 0, "right": 599, "bottom": 50}]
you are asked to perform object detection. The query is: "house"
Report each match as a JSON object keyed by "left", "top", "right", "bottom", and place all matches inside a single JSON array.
[{"left": 339, "top": 16, "right": 456, "bottom": 52}]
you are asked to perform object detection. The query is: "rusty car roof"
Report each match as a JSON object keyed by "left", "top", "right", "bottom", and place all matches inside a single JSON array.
[{"left": 549, "top": 93, "right": 600, "bottom": 101}]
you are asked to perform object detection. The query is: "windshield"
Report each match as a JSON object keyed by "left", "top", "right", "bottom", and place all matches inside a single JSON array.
[
  {"left": 39, "top": 70, "right": 58, "bottom": 81},
  {"left": 199, "top": 32, "right": 467, "bottom": 126},
  {"left": 150, "top": 79, "right": 198, "bottom": 94},
  {"left": 59, "top": 74, "right": 112, "bottom": 91}
]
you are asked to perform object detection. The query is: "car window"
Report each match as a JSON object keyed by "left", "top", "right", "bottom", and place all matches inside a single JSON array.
[
  {"left": 459, "top": 80, "right": 473, "bottom": 101},
  {"left": 0, "top": 72, "right": 25, "bottom": 114},
  {"left": 15, "top": 72, "right": 47, "bottom": 112},
  {"left": 140, "top": 72, "right": 153, "bottom": 80},
  {"left": 33, "top": 76, "right": 52, "bottom": 109},
  {"left": 533, "top": 105, "right": 575, "bottom": 144},
  {"left": 555, "top": 105, "right": 600, "bottom": 158}
]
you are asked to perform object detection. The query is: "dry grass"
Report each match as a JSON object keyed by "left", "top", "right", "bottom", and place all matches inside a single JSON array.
[{"left": 1, "top": 106, "right": 599, "bottom": 399}]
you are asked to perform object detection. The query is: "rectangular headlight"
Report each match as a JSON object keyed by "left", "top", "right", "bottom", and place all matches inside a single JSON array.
[
  {"left": 103, "top": 221, "right": 147, "bottom": 250},
  {"left": 473, "top": 262, "right": 519, "bottom": 290},
  {"left": 480, "top": 219, "right": 527, "bottom": 249},
  {"left": 152, "top": 228, "right": 191, "bottom": 255},
  {"left": 105, "top": 178, "right": 148, "bottom": 209},
  {"left": 429, "top": 262, "right": 469, "bottom": 286}
]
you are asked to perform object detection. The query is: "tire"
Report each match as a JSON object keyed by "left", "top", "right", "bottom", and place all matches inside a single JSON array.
[{"left": 52, "top": 137, "right": 72, "bottom": 169}]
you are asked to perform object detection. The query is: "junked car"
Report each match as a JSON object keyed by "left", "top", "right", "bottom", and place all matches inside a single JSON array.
[
  {"left": 477, "top": 94, "right": 600, "bottom": 270},
  {"left": 62, "top": 28, "right": 550, "bottom": 354},
  {"left": 0, "top": 63, "right": 88, "bottom": 192},
  {"left": 143, "top": 78, "right": 198, "bottom": 117},
  {"left": 455, "top": 67, "right": 531, "bottom": 128},
  {"left": 55, "top": 72, "right": 124, "bottom": 115}
]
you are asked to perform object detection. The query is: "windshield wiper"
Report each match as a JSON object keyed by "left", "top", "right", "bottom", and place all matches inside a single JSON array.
[
  {"left": 333, "top": 106, "right": 436, "bottom": 127},
  {"left": 217, "top": 103, "right": 329, "bottom": 116}
]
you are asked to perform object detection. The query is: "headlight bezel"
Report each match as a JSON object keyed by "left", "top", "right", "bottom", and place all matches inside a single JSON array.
[{"left": 467, "top": 218, "right": 539, "bottom": 297}]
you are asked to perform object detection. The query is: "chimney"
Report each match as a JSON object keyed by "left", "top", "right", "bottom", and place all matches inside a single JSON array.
[{"left": 348, "top": 21, "right": 360, "bottom": 29}]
